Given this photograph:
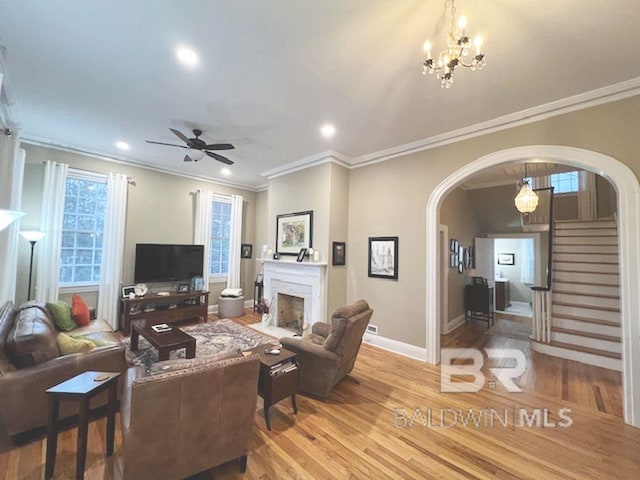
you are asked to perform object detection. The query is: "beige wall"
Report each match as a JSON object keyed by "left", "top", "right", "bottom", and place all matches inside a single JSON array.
[
  {"left": 347, "top": 95, "right": 640, "bottom": 348},
  {"left": 18, "top": 144, "right": 257, "bottom": 310},
  {"left": 554, "top": 193, "right": 579, "bottom": 220},
  {"left": 440, "top": 188, "right": 481, "bottom": 324},
  {"left": 327, "top": 164, "right": 350, "bottom": 315},
  {"left": 597, "top": 175, "right": 617, "bottom": 219},
  {"left": 467, "top": 184, "right": 523, "bottom": 234}
]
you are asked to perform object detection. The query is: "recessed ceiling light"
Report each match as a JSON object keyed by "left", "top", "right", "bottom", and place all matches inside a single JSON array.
[
  {"left": 220, "top": 167, "right": 232, "bottom": 176},
  {"left": 116, "top": 141, "right": 130, "bottom": 150},
  {"left": 321, "top": 124, "right": 336, "bottom": 139},
  {"left": 176, "top": 46, "right": 198, "bottom": 67}
]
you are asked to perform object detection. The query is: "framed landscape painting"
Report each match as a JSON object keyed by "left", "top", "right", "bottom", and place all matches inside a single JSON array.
[
  {"left": 276, "top": 210, "right": 313, "bottom": 255},
  {"left": 368, "top": 236, "right": 398, "bottom": 280}
]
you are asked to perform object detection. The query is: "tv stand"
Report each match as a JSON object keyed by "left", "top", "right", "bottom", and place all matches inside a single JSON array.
[{"left": 119, "top": 291, "right": 209, "bottom": 334}]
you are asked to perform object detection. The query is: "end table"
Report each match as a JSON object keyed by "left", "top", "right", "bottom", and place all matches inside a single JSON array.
[{"left": 45, "top": 371, "right": 121, "bottom": 480}]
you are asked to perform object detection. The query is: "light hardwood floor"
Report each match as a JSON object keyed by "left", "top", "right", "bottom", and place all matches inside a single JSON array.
[{"left": 1, "top": 311, "right": 638, "bottom": 479}]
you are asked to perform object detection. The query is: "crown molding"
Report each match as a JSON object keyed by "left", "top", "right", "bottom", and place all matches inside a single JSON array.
[
  {"left": 350, "top": 77, "right": 640, "bottom": 169},
  {"left": 20, "top": 136, "right": 261, "bottom": 193},
  {"left": 261, "top": 150, "right": 351, "bottom": 180}
]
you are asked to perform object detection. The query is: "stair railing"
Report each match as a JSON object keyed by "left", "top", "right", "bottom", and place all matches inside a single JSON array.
[{"left": 528, "top": 186, "right": 554, "bottom": 342}]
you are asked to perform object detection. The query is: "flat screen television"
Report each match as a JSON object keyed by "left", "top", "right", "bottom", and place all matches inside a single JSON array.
[{"left": 134, "top": 243, "right": 204, "bottom": 283}]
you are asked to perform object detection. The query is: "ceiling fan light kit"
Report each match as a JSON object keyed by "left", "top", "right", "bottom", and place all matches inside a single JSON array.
[
  {"left": 422, "top": 0, "right": 486, "bottom": 88},
  {"left": 146, "top": 128, "right": 235, "bottom": 165}
]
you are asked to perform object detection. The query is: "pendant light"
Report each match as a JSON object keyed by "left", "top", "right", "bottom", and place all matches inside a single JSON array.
[{"left": 514, "top": 164, "right": 539, "bottom": 213}]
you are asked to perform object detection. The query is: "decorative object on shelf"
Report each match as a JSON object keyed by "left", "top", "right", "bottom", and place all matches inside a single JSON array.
[
  {"left": 313, "top": 250, "right": 320, "bottom": 262},
  {"left": 332, "top": 242, "right": 346, "bottom": 266},
  {"left": 296, "top": 248, "right": 307, "bottom": 262},
  {"left": 368, "top": 236, "right": 398, "bottom": 280},
  {"left": 122, "top": 285, "right": 136, "bottom": 298},
  {"left": 241, "top": 243, "right": 253, "bottom": 259},
  {"left": 497, "top": 253, "right": 515, "bottom": 266},
  {"left": 190, "top": 275, "right": 204, "bottom": 291},
  {"left": 177, "top": 283, "right": 190, "bottom": 293},
  {"left": 134, "top": 283, "right": 148, "bottom": 297},
  {"left": 19, "top": 230, "right": 46, "bottom": 300},
  {"left": 276, "top": 210, "right": 313, "bottom": 255},
  {"left": 422, "top": 0, "right": 486, "bottom": 88},
  {"left": 0, "top": 209, "right": 25, "bottom": 231},
  {"left": 515, "top": 163, "right": 539, "bottom": 213}
]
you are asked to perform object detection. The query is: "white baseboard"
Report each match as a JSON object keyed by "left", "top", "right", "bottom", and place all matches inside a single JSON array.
[
  {"left": 363, "top": 333, "right": 427, "bottom": 361},
  {"left": 443, "top": 314, "right": 465, "bottom": 335},
  {"left": 244, "top": 299, "right": 254, "bottom": 309}
]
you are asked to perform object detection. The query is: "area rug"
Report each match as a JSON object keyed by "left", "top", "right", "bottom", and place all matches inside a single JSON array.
[{"left": 123, "top": 319, "right": 275, "bottom": 369}]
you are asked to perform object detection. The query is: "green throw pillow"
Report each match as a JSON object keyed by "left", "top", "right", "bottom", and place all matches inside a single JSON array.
[
  {"left": 46, "top": 301, "right": 77, "bottom": 332},
  {"left": 56, "top": 333, "right": 95, "bottom": 355},
  {"left": 70, "top": 334, "right": 117, "bottom": 348}
]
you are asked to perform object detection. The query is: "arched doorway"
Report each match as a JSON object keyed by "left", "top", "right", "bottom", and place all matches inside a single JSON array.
[{"left": 425, "top": 145, "right": 640, "bottom": 427}]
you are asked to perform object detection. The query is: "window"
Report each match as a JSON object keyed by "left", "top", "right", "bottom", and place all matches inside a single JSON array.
[
  {"left": 550, "top": 171, "right": 579, "bottom": 194},
  {"left": 60, "top": 173, "right": 108, "bottom": 286},
  {"left": 209, "top": 198, "right": 231, "bottom": 278}
]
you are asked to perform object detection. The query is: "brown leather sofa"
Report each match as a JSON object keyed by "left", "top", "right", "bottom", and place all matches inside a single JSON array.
[
  {"left": 118, "top": 353, "right": 260, "bottom": 479},
  {"left": 0, "top": 300, "right": 128, "bottom": 436},
  {"left": 280, "top": 299, "right": 373, "bottom": 398}
]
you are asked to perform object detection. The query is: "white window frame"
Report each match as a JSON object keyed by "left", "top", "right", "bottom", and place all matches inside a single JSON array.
[
  {"left": 209, "top": 194, "right": 232, "bottom": 283},
  {"left": 550, "top": 171, "right": 579, "bottom": 195},
  {"left": 59, "top": 169, "right": 108, "bottom": 290}
]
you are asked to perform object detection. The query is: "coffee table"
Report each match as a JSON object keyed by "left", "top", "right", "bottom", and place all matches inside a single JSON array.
[{"left": 130, "top": 319, "right": 196, "bottom": 361}]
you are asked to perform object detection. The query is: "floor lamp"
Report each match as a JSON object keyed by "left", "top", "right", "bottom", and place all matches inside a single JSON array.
[{"left": 20, "top": 231, "right": 46, "bottom": 300}]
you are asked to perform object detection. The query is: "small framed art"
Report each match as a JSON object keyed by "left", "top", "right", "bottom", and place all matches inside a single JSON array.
[{"left": 332, "top": 241, "right": 346, "bottom": 266}]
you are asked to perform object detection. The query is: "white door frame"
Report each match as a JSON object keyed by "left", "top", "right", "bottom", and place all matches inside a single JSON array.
[{"left": 425, "top": 145, "right": 640, "bottom": 427}]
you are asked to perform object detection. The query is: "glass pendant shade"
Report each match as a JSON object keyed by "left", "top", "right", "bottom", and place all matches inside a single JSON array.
[{"left": 514, "top": 181, "right": 539, "bottom": 213}]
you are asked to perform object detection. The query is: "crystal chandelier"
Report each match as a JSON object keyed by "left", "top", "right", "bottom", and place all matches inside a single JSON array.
[
  {"left": 422, "top": 0, "right": 486, "bottom": 88},
  {"left": 514, "top": 164, "right": 539, "bottom": 213}
]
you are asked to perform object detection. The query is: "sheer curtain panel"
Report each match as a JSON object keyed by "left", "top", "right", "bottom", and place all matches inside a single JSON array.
[
  {"left": 227, "top": 195, "right": 243, "bottom": 289},
  {"left": 35, "top": 161, "right": 68, "bottom": 303},
  {"left": 97, "top": 173, "right": 128, "bottom": 329},
  {"left": 194, "top": 189, "right": 213, "bottom": 287}
]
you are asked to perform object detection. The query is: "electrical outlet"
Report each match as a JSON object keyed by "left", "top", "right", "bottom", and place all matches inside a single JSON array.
[{"left": 366, "top": 324, "right": 378, "bottom": 335}]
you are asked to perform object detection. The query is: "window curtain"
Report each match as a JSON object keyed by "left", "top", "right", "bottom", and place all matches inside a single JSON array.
[
  {"left": 227, "top": 195, "right": 243, "bottom": 289},
  {"left": 97, "top": 173, "right": 128, "bottom": 329},
  {"left": 194, "top": 189, "right": 213, "bottom": 287},
  {"left": 578, "top": 171, "right": 597, "bottom": 221},
  {"left": 0, "top": 132, "right": 25, "bottom": 303},
  {"left": 35, "top": 161, "right": 68, "bottom": 303},
  {"left": 521, "top": 238, "right": 535, "bottom": 285}
]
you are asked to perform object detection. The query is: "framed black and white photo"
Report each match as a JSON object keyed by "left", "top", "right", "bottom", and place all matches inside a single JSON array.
[
  {"left": 276, "top": 210, "right": 313, "bottom": 255},
  {"left": 177, "top": 283, "right": 190, "bottom": 293},
  {"left": 122, "top": 285, "right": 136, "bottom": 298},
  {"left": 332, "top": 241, "right": 346, "bottom": 266},
  {"left": 450, "top": 252, "right": 457, "bottom": 268},
  {"left": 497, "top": 253, "right": 515, "bottom": 265},
  {"left": 450, "top": 238, "right": 458, "bottom": 252},
  {"left": 368, "top": 236, "right": 398, "bottom": 280},
  {"left": 241, "top": 243, "right": 253, "bottom": 259},
  {"left": 296, "top": 248, "right": 307, "bottom": 262}
]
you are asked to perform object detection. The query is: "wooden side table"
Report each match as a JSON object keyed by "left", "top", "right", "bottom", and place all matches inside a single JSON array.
[
  {"left": 45, "top": 371, "right": 121, "bottom": 480},
  {"left": 248, "top": 344, "right": 299, "bottom": 430}
]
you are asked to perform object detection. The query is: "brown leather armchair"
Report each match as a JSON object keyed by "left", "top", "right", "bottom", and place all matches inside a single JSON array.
[
  {"left": 118, "top": 353, "right": 260, "bottom": 479},
  {"left": 280, "top": 300, "right": 373, "bottom": 398}
]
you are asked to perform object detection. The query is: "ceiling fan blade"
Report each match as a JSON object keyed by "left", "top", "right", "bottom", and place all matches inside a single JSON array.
[
  {"left": 184, "top": 154, "right": 193, "bottom": 162},
  {"left": 146, "top": 140, "right": 187, "bottom": 149},
  {"left": 169, "top": 128, "right": 192, "bottom": 145},
  {"left": 204, "top": 143, "right": 235, "bottom": 151},
  {"left": 206, "top": 151, "right": 234, "bottom": 165}
]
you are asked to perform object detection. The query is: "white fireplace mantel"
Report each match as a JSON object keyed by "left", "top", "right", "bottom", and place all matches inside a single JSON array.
[{"left": 262, "top": 259, "right": 327, "bottom": 330}]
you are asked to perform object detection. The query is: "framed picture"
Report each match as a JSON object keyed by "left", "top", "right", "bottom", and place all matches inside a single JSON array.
[
  {"left": 368, "top": 236, "right": 398, "bottom": 280},
  {"left": 122, "top": 285, "right": 136, "bottom": 298},
  {"left": 255, "top": 273, "right": 263, "bottom": 284},
  {"left": 450, "top": 252, "right": 457, "bottom": 268},
  {"left": 241, "top": 243, "right": 253, "bottom": 259},
  {"left": 450, "top": 239, "right": 458, "bottom": 252},
  {"left": 177, "top": 283, "right": 190, "bottom": 293},
  {"left": 332, "top": 241, "right": 346, "bottom": 266},
  {"left": 458, "top": 261, "right": 464, "bottom": 273},
  {"left": 276, "top": 210, "right": 313, "bottom": 255},
  {"left": 296, "top": 248, "right": 307, "bottom": 262},
  {"left": 497, "top": 253, "right": 515, "bottom": 265}
]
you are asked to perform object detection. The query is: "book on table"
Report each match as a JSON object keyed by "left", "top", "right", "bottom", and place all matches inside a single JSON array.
[{"left": 151, "top": 323, "right": 172, "bottom": 333}]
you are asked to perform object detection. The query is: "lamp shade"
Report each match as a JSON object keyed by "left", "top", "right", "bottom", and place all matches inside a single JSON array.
[
  {"left": 187, "top": 148, "right": 206, "bottom": 161},
  {"left": 514, "top": 181, "right": 539, "bottom": 213},
  {"left": 20, "top": 230, "right": 46, "bottom": 242},
  {"left": 0, "top": 209, "right": 25, "bottom": 231}
]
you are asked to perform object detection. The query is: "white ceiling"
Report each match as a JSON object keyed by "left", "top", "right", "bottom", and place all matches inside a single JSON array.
[{"left": 0, "top": 0, "right": 639, "bottom": 188}]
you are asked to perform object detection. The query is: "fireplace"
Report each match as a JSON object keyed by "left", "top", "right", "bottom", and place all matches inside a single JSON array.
[
  {"left": 277, "top": 293, "right": 304, "bottom": 334},
  {"left": 262, "top": 259, "right": 327, "bottom": 332}
]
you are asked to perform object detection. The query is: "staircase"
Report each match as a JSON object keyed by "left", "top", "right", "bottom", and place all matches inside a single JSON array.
[{"left": 532, "top": 219, "right": 622, "bottom": 370}]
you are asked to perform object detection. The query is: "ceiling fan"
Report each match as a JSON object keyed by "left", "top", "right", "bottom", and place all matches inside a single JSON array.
[{"left": 146, "top": 128, "right": 235, "bottom": 165}]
